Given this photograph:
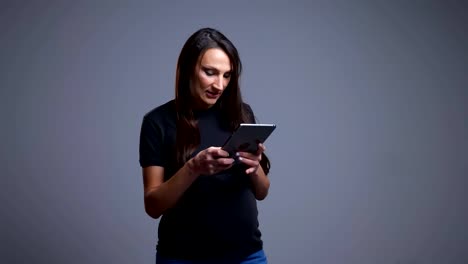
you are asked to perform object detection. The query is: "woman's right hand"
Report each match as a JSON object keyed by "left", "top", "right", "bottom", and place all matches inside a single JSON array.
[{"left": 187, "top": 147, "right": 235, "bottom": 176}]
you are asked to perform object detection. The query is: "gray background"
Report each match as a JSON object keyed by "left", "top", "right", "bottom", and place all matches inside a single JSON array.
[{"left": 1, "top": 1, "right": 467, "bottom": 263}]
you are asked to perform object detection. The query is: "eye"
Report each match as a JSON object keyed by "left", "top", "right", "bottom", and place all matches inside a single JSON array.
[
  {"left": 223, "top": 72, "right": 232, "bottom": 79},
  {"left": 204, "top": 69, "right": 215, "bottom": 76}
]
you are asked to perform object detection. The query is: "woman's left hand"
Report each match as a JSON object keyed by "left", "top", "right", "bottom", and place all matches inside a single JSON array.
[{"left": 236, "top": 143, "right": 266, "bottom": 175}]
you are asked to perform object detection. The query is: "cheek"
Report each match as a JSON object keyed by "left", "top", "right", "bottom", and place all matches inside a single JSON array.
[
  {"left": 198, "top": 75, "right": 213, "bottom": 88},
  {"left": 224, "top": 78, "right": 231, "bottom": 88}
]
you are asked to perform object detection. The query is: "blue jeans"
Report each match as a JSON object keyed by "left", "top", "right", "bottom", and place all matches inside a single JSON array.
[{"left": 156, "top": 249, "right": 267, "bottom": 264}]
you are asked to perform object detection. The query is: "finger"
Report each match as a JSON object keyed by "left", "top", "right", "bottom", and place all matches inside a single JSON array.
[
  {"left": 200, "top": 149, "right": 214, "bottom": 161},
  {"left": 252, "top": 143, "right": 265, "bottom": 156},
  {"left": 236, "top": 151, "right": 259, "bottom": 161},
  {"left": 257, "top": 143, "right": 266, "bottom": 155},
  {"left": 217, "top": 149, "right": 231, "bottom": 158},
  {"left": 208, "top": 147, "right": 230, "bottom": 158},
  {"left": 246, "top": 167, "right": 256, "bottom": 174},
  {"left": 216, "top": 157, "right": 235, "bottom": 166},
  {"left": 237, "top": 156, "right": 259, "bottom": 168},
  {"left": 206, "top": 147, "right": 220, "bottom": 155}
]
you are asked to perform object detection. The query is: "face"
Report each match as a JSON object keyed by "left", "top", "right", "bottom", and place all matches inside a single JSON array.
[{"left": 191, "top": 48, "right": 232, "bottom": 109}]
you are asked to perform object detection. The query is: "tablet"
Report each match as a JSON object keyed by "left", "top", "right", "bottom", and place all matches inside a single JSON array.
[{"left": 222, "top": 123, "right": 276, "bottom": 156}]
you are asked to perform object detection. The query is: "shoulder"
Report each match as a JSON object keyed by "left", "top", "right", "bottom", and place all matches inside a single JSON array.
[
  {"left": 242, "top": 102, "right": 256, "bottom": 123},
  {"left": 143, "top": 100, "right": 176, "bottom": 125},
  {"left": 242, "top": 102, "right": 252, "bottom": 112}
]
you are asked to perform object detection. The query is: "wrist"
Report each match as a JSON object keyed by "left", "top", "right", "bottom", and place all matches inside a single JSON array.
[
  {"left": 185, "top": 158, "right": 200, "bottom": 178},
  {"left": 247, "top": 167, "right": 260, "bottom": 178},
  {"left": 248, "top": 165, "right": 265, "bottom": 178}
]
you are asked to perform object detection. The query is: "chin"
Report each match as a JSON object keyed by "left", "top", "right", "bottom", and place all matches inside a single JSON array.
[{"left": 202, "top": 98, "right": 219, "bottom": 107}]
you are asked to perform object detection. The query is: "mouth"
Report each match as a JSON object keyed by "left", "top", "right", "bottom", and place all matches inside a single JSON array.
[{"left": 205, "top": 90, "right": 221, "bottom": 99}]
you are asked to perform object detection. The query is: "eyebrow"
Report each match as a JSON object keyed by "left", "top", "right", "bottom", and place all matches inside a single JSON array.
[{"left": 201, "top": 65, "right": 232, "bottom": 73}]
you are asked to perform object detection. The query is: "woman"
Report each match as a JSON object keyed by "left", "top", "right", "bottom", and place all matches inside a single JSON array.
[{"left": 139, "top": 28, "right": 271, "bottom": 264}]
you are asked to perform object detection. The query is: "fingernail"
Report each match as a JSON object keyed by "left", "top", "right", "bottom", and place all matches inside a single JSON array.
[{"left": 236, "top": 152, "right": 240, "bottom": 156}]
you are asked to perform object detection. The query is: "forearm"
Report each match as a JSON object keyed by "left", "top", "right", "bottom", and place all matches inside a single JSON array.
[
  {"left": 144, "top": 163, "right": 199, "bottom": 219},
  {"left": 249, "top": 166, "right": 270, "bottom": 200}
]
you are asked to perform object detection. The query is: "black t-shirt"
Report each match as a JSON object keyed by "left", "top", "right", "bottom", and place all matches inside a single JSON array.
[{"left": 139, "top": 100, "right": 263, "bottom": 260}]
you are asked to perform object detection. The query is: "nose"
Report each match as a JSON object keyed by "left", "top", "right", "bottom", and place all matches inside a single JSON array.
[{"left": 212, "top": 76, "right": 224, "bottom": 91}]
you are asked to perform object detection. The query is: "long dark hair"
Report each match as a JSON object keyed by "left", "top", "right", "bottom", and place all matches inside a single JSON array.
[{"left": 174, "top": 27, "right": 270, "bottom": 174}]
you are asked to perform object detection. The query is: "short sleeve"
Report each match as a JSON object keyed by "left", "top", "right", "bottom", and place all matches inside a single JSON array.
[
  {"left": 243, "top": 103, "right": 256, "bottom": 124},
  {"left": 139, "top": 116, "right": 166, "bottom": 168}
]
